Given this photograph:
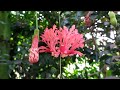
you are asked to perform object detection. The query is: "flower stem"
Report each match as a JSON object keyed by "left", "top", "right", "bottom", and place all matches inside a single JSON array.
[
  {"left": 58, "top": 11, "right": 62, "bottom": 79},
  {"left": 36, "top": 11, "right": 38, "bottom": 30},
  {"left": 59, "top": 56, "right": 62, "bottom": 79}
]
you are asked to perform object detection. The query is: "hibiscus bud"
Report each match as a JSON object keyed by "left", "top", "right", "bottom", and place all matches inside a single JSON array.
[
  {"left": 29, "top": 29, "right": 39, "bottom": 64},
  {"left": 108, "top": 11, "right": 117, "bottom": 27},
  {"left": 84, "top": 14, "right": 91, "bottom": 27}
]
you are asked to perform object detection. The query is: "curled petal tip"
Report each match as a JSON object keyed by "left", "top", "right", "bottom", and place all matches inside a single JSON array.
[
  {"left": 53, "top": 24, "right": 57, "bottom": 29},
  {"left": 72, "top": 25, "right": 75, "bottom": 28}
]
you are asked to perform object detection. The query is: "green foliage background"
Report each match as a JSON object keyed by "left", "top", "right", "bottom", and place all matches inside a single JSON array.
[{"left": 0, "top": 11, "right": 120, "bottom": 79}]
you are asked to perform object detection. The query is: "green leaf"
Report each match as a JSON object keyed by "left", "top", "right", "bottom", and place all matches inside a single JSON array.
[{"left": 106, "top": 70, "right": 112, "bottom": 77}]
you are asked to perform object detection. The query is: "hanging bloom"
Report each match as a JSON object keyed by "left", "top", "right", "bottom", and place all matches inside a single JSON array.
[
  {"left": 39, "top": 25, "right": 60, "bottom": 57},
  {"left": 39, "top": 25, "right": 84, "bottom": 58},
  {"left": 58, "top": 25, "right": 84, "bottom": 58},
  {"left": 29, "top": 29, "right": 39, "bottom": 64}
]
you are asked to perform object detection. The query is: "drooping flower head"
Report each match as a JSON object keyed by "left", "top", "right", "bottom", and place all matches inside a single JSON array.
[
  {"left": 39, "top": 25, "right": 84, "bottom": 58},
  {"left": 29, "top": 29, "right": 39, "bottom": 64}
]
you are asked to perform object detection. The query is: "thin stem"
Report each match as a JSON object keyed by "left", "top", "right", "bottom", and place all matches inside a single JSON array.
[
  {"left": 84, "top": 57, "right": 88, "bottom": 79},
  {"left": 58, "top": 11, "right": 62, "bottom": 79},
  {"left": 59, "top": 56, "right": 62, "bottom": 79},
  {"left": 36, "top": 11, "right": 38, "bottom": 30},
  {"left": 90, "top": 26, "right": 100, "bottom": 78},
  {"left": 59, "top": 11, "right": 61, "bottom": 28}
]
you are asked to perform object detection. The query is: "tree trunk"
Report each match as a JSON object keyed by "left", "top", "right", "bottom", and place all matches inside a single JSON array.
[{"left": 0, "top": 11, "right": 10, "bottom": 79}]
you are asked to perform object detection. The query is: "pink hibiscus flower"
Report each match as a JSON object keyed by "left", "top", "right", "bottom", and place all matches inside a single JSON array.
[{"left": 39, "top": 25, "right": 84, "bottom": 58}]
